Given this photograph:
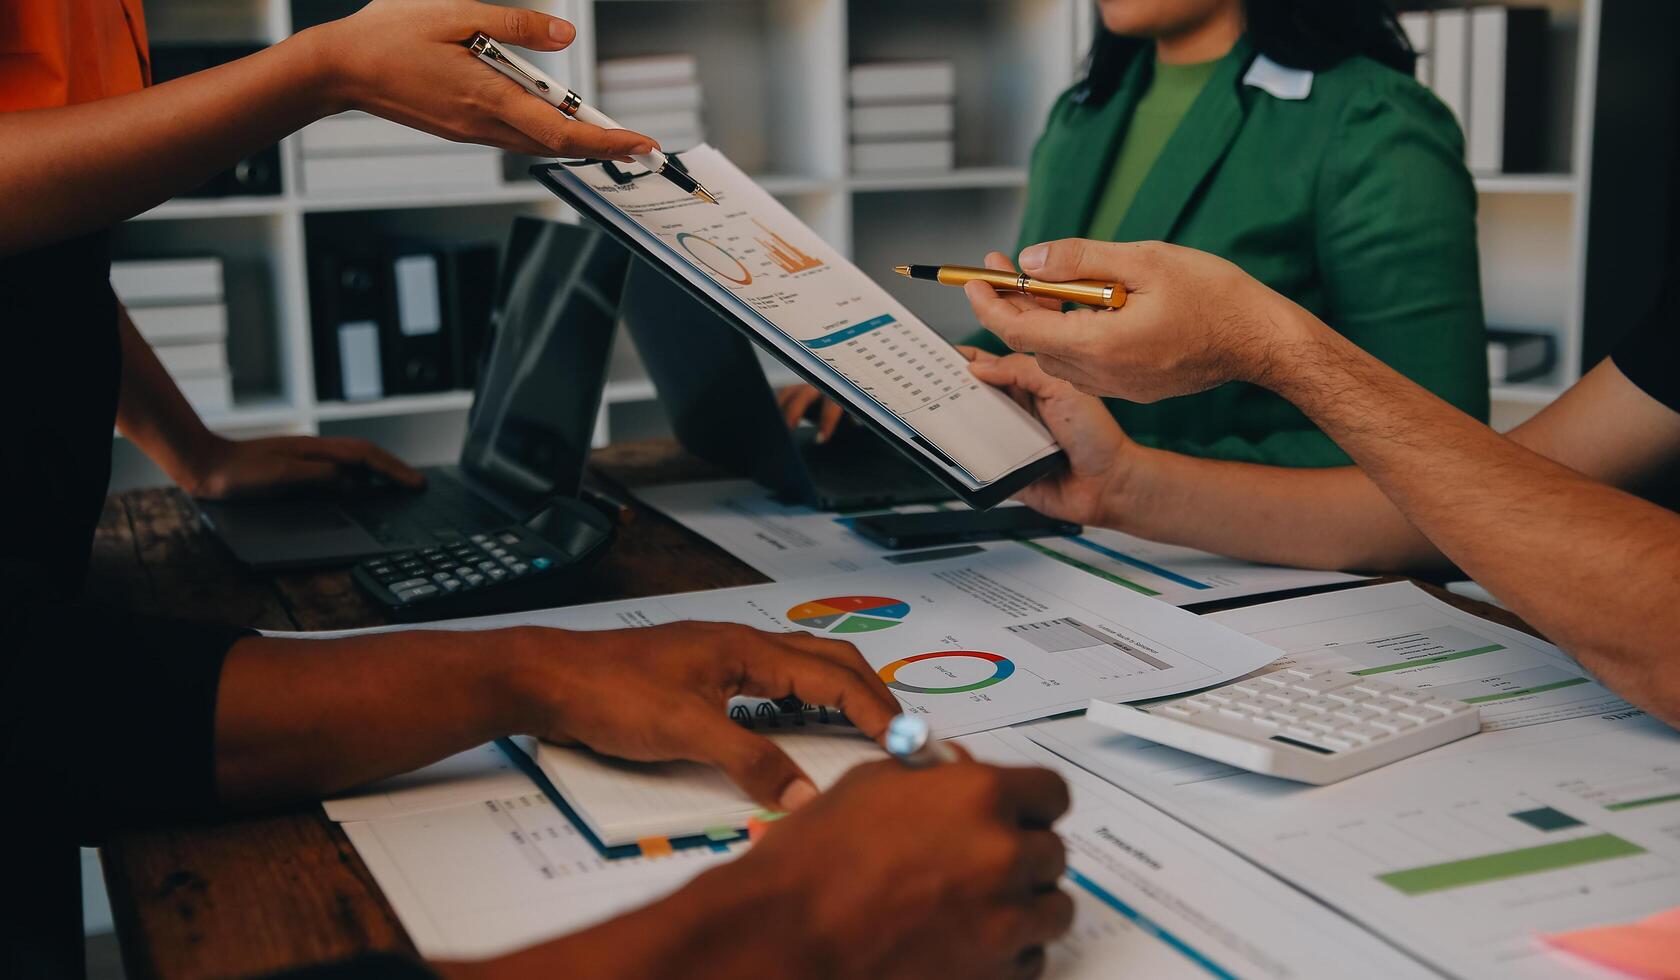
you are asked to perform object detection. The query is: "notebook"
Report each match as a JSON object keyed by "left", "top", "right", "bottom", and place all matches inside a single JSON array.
[{"left": 534, "top": 728, "right": 887, "bottom": 846}]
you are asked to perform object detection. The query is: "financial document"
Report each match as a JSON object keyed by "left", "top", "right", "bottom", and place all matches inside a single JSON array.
[
  {"left": 281, "top": 547, "right": 1281, "bottom": 738},
  {"left": 634, "top": 479, "right": 1366, "bottom": 605},
  {"left": 345, "top": 727, "right": 1433, "bottom": 976},
  {"left": 1024, "top": 583, "right": 1670, "bottom": 978},
  {"left": 557, "top": 147, "right": 1057, "bottom": 488}
]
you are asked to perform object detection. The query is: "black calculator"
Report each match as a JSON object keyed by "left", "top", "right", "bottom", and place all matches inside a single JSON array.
[{"left": 351, "top": 498, "right": 614, "bottom": 621}]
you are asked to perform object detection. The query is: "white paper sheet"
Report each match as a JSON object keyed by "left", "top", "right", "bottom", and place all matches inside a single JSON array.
[
  {"left": 1024, "top": 583, "right": 1670, "bottom": 978},
  {"left": 273, "top": 546, "right": 1283, "bottom": 738},
  {"left": 634, "top": 478, "right": 1368, "bottom": 605},
  {"left": 324, "top": 739, "right": 536, "bottom": 822}
]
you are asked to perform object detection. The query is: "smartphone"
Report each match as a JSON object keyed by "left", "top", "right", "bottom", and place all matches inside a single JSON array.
[{"left": 850, "top": 507, "right": 1081, "bottom": 550}]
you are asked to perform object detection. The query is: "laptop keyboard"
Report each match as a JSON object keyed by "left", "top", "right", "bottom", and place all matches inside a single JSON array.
[{"left": 341, "top": 471, "right": 514, "bottom": 547}]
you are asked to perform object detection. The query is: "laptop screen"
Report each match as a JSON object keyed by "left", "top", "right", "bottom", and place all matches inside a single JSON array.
[{"left": 457, "top": 218, "right": 629, "bottom": 511}]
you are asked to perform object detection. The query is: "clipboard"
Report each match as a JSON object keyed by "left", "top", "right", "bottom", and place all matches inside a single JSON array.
[{"left": 530, "top": 159, "right": 1066, "bottom": 510}]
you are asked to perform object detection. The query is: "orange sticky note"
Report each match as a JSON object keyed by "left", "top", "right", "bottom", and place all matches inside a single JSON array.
[
  {"left": 1543, "top": 907, "right": 1680, "bottom": 979},
  {"left": 636, "top": 836, "right": 674, "bottom": 858}
]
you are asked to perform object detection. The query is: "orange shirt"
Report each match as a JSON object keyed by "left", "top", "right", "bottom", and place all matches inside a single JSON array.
[{"left": 0, "top": 0, "right": 149, "bottom": 111}]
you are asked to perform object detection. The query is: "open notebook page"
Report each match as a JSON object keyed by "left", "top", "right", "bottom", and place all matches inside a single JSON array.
[
  {"left": 559, "top": 145, "right": 1058, "bottom": 488},
  {"left": 535, "top": 729, "right": 887, "bottom": 845}
]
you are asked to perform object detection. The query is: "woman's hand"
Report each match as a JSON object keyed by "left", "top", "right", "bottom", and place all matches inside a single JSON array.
[
  {"left": 964, "top": 239, "right": 1317, "bottom": 402},
  {"left": 776, "top": 384, "right": 847, "bottom": 443},
  {"left": 965, "top": 350, "right": 1132, "bottom": 527},
  {"left": 185, "top": 435, "right": 425, "bottom": 500},
  {"left": 507, "top": 622, "right": 902, "bottom": 812},
  {"left": 307, "top": 0, "right": 655, "bottom": 160}
]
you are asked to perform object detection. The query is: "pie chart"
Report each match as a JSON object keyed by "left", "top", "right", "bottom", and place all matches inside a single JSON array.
[
  {"left": 879, "top": 651, "right": 1015, "bottom": 695},
  {"left": 786, "top": 595, "right": 910, "bottom": 634},
  {"left": 676, "top": 232, "right": 753, "bottom": 286}
]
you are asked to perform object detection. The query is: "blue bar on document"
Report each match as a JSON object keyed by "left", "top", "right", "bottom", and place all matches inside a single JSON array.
[{"left": 803, "top": 314, "right": 895, "bottom": 349}]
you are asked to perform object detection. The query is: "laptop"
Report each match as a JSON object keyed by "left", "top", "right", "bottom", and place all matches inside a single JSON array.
[
  {"left": 618, "top": 260, "right": 953, "bottom": 510},
  {"left": 197, "top": 219, "right": 630, "bottom": 569}
]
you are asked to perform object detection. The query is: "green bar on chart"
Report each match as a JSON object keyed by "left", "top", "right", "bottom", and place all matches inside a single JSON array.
[
  {"left": 1378, "top": 833, "right": 1646, "bottom": 896},
  {"left": 1017, "top": 541, "right": 1160, "bottom": 597},
  {"left": 1349, "top": 644, "right": 1505, "bottom": 676},
  {"left": 1606, "top": 793, "right": 1680, "bottom": 813},
  {"left": 1460, "top": 676, "right": 1592, "bottom": 704}
]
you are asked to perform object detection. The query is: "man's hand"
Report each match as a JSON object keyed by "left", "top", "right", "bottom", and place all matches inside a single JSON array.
[
  {"left": 965, "top": 349, "right": 1132, "bottom": 527},
  {"left": 185, "top": 435, "right": 425, "bottom": 500},
  {"left": 309, "top": 0, "right": 656, "bottom": 161},
  {"left": 448, "top": 758, "right": 1074, "bottom": 980},
  {"left": 964, "top": 239, "right": 1314, "bottom": 402},
  {"left": 507, "top": 622, "right": 903, "bottom": 812}
]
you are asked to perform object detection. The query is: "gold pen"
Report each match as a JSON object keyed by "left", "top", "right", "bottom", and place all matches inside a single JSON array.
[{"left": 894, "top": 264, "right": 1126, "bottom": 310}]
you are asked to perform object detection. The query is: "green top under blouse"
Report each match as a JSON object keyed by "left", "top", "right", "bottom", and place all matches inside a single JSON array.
[{"left": 1085, "top": 55, "right": 1222, "bottom": 238}]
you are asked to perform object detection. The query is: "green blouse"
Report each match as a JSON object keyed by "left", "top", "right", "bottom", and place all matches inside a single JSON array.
[{"left": 972, "top": 38, "right": 1489, "bottom": 467}]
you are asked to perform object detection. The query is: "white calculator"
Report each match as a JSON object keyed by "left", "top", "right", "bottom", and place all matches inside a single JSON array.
[{"left": 1085, "top": 668, "right": 1481, "bottom": 785}]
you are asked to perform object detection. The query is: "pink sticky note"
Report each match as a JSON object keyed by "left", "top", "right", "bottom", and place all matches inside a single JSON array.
[{"left": 1543, "top": 907, "right": 1680, "bottom": 979}]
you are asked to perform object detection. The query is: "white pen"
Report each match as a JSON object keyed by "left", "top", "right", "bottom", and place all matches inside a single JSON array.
[
  {"left": 884, "top": 713, "right": 961, "bottom": 768},
  {"left": 467, "top": 33, "right": 719, "bottom": 205}
]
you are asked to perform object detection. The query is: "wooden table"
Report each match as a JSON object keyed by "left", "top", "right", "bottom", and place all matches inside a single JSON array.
[{"left": 88, "top": 440, "right": 1526, "bottom": 979}]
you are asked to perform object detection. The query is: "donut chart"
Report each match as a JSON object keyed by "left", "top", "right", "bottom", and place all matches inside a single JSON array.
[
  {"left": 787, "top": 595, "right": 909, "bottom": 634},
  {"left": 879, "top": 651, "right": 1016, "bottom": 695},
  {"left": 676, "top": 232, "right": 753, "bottom": 286}
]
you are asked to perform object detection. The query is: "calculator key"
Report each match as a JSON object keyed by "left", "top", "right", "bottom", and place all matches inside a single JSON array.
[
  {"left": 1333, "top": 706, "right": 1383, "bottom": 724},
  {"left": 1249, "top": 715, "right": 1281, "bottom": 729},
  {"left": 1290, "top": 676, "right": 1343, "bottom": 696},
  {"left": 1338, "top": 726, "right": 1383, "bottom": 745},
  {"left": 1304, "top": 718, "right": 1340, "bottom": 734},
  {"left": 1262, "top": 691, "right": 1299, "bottom": 706},
  {"left": 389, "top": 577, "right": 429, "bottom": 592},
  {"left": 1299, "top": 696, "right": 1341, "bottom": 714},
  {"left": 1218, "top": 707, "right": 1248, "bottom": 720},
  {"left": 1282, "top": 725, "right": 1321, "bottom": 742},
  {"left": 1183, "top": 696, "right": 1217, "bottom": 710},
  {"left": 461, "top": 574, "right": 485, "bottom": 588},
  {"left": 432, "top": 572, "right": 453, "bottom": 583},
  {"left": 1326, "top": 690, "right": 1362, "bottom": 706},
  {"left": 1350, "top": 682, "right": 1396, "bottom": 697},
  {"left": 1316, "top": 735, "right": 1354, "bottom": 750},
  {"left": 390, "top": 552, "right": 415, "bottom": 562},
  {"left": 470, "top": 534, "right": 489, "bottom": 543},
  {"left": 1228, "top": 681, "right": 1266, "bottom": 696},
  {"left": 1395, "top": 709, "right": 1433, "bottom": 724},
  {"left": 477, "top": 561, "right": 497, "bottom": 572},
  {"left": 1420, "top": 700, "right": 1461, "bottom": 716},
  {"left": 1232, "top": 698, "right": 1269, "bottom": 715},
  {"left": 439, "top": 578, "right": 462, "bottom": 591},
  {"left": 395, "top": 584, "right": 439, "bottom": 602},
  {"left": 510, "top": 562, "right": 529, "bottom": 575},
  {"left": 531, "top": 556, "right": 552, "bottom": 570},
  {"left": 499, "top": 532, "right": 520, "bottom": 545},
  {"left": 486, "top": 567, "right": 507, "bottom": 580},
  {"left": 1200, "top": 691, "right": 1234, "bottom": 706},
  {"left": 1267, "top": 708, "right": 1308, "bottom": 724},
  {"left": 499, "top": 555, "right": 520, "bottom": 567},
  {"left": 1283, "top": 667, "right": 1320, "bottom": 679},
  {"left": 1256, "top": 675, "right": 1292, "bottom": 689},
  {"left": 1385, "top": 690, "right": 1424, "bottom": 705},
  {"left": 1159, "top": 703, "right": 1200, "bottom": 719},
  {"left": 1370, "top": 718, "right": 1411, "bottom": 734}
]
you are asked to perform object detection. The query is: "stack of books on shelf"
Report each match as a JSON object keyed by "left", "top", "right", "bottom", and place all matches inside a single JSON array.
[
  {"left": 597, "top": 55, "right": 705, "bottom": 154},
  {"left": 297, "top": 112, "right": 504, "bottom": 199},
  {"left": 111, "top": 257, "right": 233, "bottom": 414},
  {"left": 848, "top": 61, "right": 956, "bottom": 175},
  {"left": 1400, "top": 5, "right": 1550, "bottom": 175}
]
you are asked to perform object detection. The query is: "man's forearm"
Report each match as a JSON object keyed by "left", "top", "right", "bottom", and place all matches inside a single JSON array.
[
  {"left": 1265, "top": 316, "right": 1680, "bottom": 724},
  {"left": 0, "top": 32, "right": 334, "bottom": 255},
  {"left": 214, "top": 629, "right": 542, "bottom": 807}
]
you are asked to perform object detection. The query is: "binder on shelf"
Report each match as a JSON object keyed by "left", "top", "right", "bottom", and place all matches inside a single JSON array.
[
  {"left": 850, "top": 103, "right": 955, "bottom": 141},
  {"left": 110, "top": 258, "right": 224, "bottom": 306},
  {"left": 596, "top": 54, "right": 698, "bottom": 90},
  {"left": 154, "top": 341, "right": 228, "bottom": 378},
  {"left": 439, "top": 244, "right": 500, "bottom": 394},
  {"left": 380, "top": 247, "right": 451, "bottom": 396},
  {"left": 126, "top": 304, "right": 228, "bottom": 345},
  {"left": 850, "top": 139, "right": 955, "bottom": 174},
  {"left": 599, "top": 82, "right": 703, "bottom": 116},
  {"left": 848, "top": 61, "right": 956, "bottom": 103},
  {"left": 1467, "top": 6, "right": 1549, "bottom": 175},
  {"left": 310, "top": 249, "right": 385, "bottom": 402},
  {"left": 300, "top": 151, "right": 503, "bottom": 198},
  {"left": 175, "top": 374, "right": 233, "bottom": 414},
  {"left": 1431, "top": 10, "right": 1470, "bottom": 133}
]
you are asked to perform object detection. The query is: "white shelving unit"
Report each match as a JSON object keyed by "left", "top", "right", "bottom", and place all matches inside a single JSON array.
[{"left": 112, "top": 0, "right": 1604, "bottom": 488}]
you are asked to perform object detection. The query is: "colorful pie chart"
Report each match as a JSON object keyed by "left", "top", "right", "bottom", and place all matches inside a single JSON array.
[
  {"left": 879, "top": 651, "right": 1016, "bottom": 695},
  {"left": 786, "top": 595, "right": 910, "bottom": 634}
]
